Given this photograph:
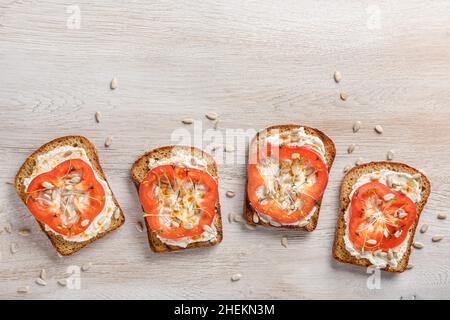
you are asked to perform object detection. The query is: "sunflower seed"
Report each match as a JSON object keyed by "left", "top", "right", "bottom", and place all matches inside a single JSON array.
[
  {"left": 387, "top": 249, "right": 394, "bottom": 260},
  {"left": 110, "top": 77, "right": 117, "bottom": 90},
  {"left": 366, "top": 239, "right": 377, "bottom": 245},
  {"left": 35, "top": 278, "right": 47, "bottom": 286},
  {"left": 233, "top": 214, "right": 244, "bottom": 223},
  {"left": 213, "top": 119, "right": 220, "bottom": 129},
  {"left": 353, "top": 121, "right": 362, "bottom": 133},
  {"left": 245, "top": 224, "right": 256, "bottom": 230},
  {"left": 42, "top": 181, "right": 54, "bottom": 189},
  {"left": 406, "top": 264, "right": 414, "bottom": 270},
  {"left": 347, "top": 144, "right": 356, "bottom": 154},
  {"left": 334, "top": 71, "right": 342, "bottom": 83},
  {"left": 252, "top": 213, "right": 259, "bottom": 224},
  {"left": 340, "top": 92, "right": 349, "bottom": 101},
  {"left": 355, "top": 158, "right": 364, "bottom": 166},
  {"left": 104, "top": 135, "right": 113, "bottom": 147},
  {"left": 40, "top": 269, "right": 47, "bottom": 280},
  {"left": 18, "top": 229, "right": 31, "bottom": 237},
  {"left": 183, "top": 223, "right": 194, "bottom": 230},
  {"left": 17, "top": 286, "right": 29, "bottom": 293},
  {"left": 81, "top": 219, "right": 90, "bottom": 227},
  {"left": 95, "top": 111, "right": 101, "bottom": 123},
  {"left": 57, "top": 279, "right": 67, "bottom": 287},
  {"left": 226, "top": 191, "right": 235, "bottom": 198},
  {"left": 384, "top": 193, "right": 395, "bottom": 201},
  {"left": 205, "top": 112, "right": 218, "bottom": 121},
  {"left": 269, "top": 220, "right": 281, "bottom": 227},
  {"left": 394, "top": 230, "right": 402, "bottom": 238},
  {"left": 136, "top": 221, "right": 144, "bottom": 232},
  {"left": 202, "top": 225, "right": 214, "bottom": 234},
  {"left": 281, "top": 236, "right": 288, "bottom": 248},
  {"left": 374, "top": 125, "right": 384, "bottom": 134},
  {"left": 182, "top": 117, "right": 194, "bottom": 124},
  {"left": 437, "top": 213, "right": 447, "bottom": 220},
  {"left": 432, "top": 235, "right": 444, "bottom": 242},
  {"left": 10, "top": 242, "right": 18, "bottom": 254},
  {"left": 343, "top": 165, "right": 353, "bottom": 173},
  {"left": 413, "top": 242, "right": 424, "bottom": 249},
  {"left": 224, "top": 144, "right": 235, "bottom": 152},
  {"left": 81, "top": 262, "right": 92, "bottom": 271},
  {"left": 420, "top": 223, "right": 429, "bottom": 234},
  {"left": 231, "top": 273, "right": 242, "bottom": 282},
  {"left": 387, "top": 150, "right": 395, "bottom": 161},
  {"left": 228, "top": 212, "right": 235, "bottom": 223}
]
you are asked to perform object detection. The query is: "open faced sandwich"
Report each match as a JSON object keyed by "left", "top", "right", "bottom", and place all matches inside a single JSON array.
[
  {"left": 244, "top": 124, "right": 336, "bottom": 231},
  {"left": 333, "top": 162, "right": 431, "bottom": 272},
  {"left": 131, "top": 146, "right": 223, "bottom": 253},
  {"left": 14, "top": 136, "right": 125, "bottom": 256}
]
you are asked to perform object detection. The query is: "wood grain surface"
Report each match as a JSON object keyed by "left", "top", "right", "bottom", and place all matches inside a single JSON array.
[{"left": 1, "top": 0, "right": 450, "bottom": 300}]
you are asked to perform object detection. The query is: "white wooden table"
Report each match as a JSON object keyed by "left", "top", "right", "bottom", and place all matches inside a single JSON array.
[{"left": 1, "top": 0, "right": 450, "bottom": 300}]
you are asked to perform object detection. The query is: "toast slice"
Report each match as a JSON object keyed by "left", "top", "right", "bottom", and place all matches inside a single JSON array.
[
  {"left": 333, "top": 162, "right": 431, "bottom": 272},
  {"left": 131, "top": 145, "right": 223, "bottom": 253},
  {"left": 14, "top": 136, "right": 125, "bottom": 256},
  {"left": 244, "top": 124, "right": 336, "bottom": 231}
]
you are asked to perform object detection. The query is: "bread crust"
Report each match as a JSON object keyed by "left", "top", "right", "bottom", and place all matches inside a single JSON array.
[
  {"left": 14, "top": 136, "right": 125, "bottom": 256},
  {"left": 243, "top": 124, "right": 336, "bottom": 231},
  {"left": 332, "top": 161, "right": 431, "bottom": 273},
  {"left": 130, "top": 145, "right": 223, "bottom": 253}
]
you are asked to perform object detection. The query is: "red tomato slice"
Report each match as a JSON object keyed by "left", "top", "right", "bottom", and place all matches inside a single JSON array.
[
  {"left": 26, "top": 159, "right": 106, "bottom": 237},
  {"left": 139, "top": 165, "right": 218, "bottom": 239},
  {"left": 247, "top": 144, "right": 328, "bottom": 224},
  {"left": 348, "top": 181, "right": 417, "bottom": 251}
]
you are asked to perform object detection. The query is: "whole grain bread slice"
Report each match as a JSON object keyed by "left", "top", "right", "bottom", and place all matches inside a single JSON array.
[
  {"left": 333, "top": 162, "right": 431, "bottom": 272},
  {"left": 14, "top": 136, "right": 125, "bottom": 256},
  {"left": 130, "top": 145, "right": 223, "bottom": 253},
  {"left": 244, "top": 124, "right": 336, "bottom": 231}
]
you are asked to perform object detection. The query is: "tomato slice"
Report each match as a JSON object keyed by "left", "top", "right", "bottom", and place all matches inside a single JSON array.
[
  {"left": 26, "top": 159, "right": 106, "bottom": 237},
  {"left": 348, "top": 181, "right": 417, "bottom": 251},
  {"left": 247, "top": 144, "right": 329, "bottom": 224},
  {"left": 139, "top": 165, "right": 218, "bottom": 239}
]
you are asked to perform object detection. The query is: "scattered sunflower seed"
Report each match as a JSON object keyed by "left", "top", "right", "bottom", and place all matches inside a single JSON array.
[
  {"left": 104, "top": 135, "right": 113, "bottom": 148},
  {"left": 213, "top": 119, "right": 220, "bottom": 129},
  {"left": 387, "top": 150, "right": 395, "bottom": 161},
  {"left": 347, "top": 144, "right": 356, "bottom": 154},
  {"left": 374, "top": 125, "right": 384, "bottom": 134},
  {"left": 136, "top": 221, "right": 144, "bottom": 233},
  {"left": 81, "top": 262, "right": 92, "bottom": 272},
  {"left": 340, "top": 92, "right": 349, "bottom": 101},
  {"left": 18, "top": 229, "right": 31, "bottom": 237},
  {"left": 437, "top": 213, "right": 447, "bottom": 220},
  {"left": 110, "top": 77, "right": 118, "bottom": 90},
  {"left": 205, "top": 112, "right": 218, "bottom": 121},
  {"left": 57, "top": 279, "right": 67, "bottom": 287},
  {"left": 355, "top": 158, "right": 364, "bottom": 166},
  {"left": 420, "top": 223, "right": 429, "bottom": 234},
  {"left": 281, "top": 236, "right": 288, "bottom": 248},
  {"left": 432, "top": 235, "right": 444, "bottom": 242},
  {"left": 413, "top": 242, "right": 424, "bottom": 249},
  {"left": 245, "top": 224, "right": 256, "bottom": 231},
  {"left": 224, "top": 144, "right": 235, "bottom": 152},
  {"left": 226, "top": 191, "right": 235, "bottom": 198},
  {"left": 95, "top": 111, "right": 101, "bottom": 123},
  {"left": 227, "top": 212, "right": 235, "bottom": 223},
  {"left": 40, "top": 269, "right": 47, "bottom": 280},
  {"left": 406, "top": 264, "right": 414, "bottom": 270},
  {"left": 35, "top": 278, "right": 47, "bottom": 286},
  {"left": 5, "top": 181, "right": 13, "bottom": 185},
  {"left": 233, "top": 214, "right": 244, "bottom": 223},
  {"left": 182, "top": 117, "right": 194, "bottom": 124},
  {"left": 334, "top": 71, "right": 342, "bottom": 83},
  {"left": 231, "top": 273, "right": 242, "bottom": 282},
  {"left": 343, "top": 165, "right": 353, "bottom": 173},
  {"left": 353, "top": 121, "right": 362, "bottom": 133},
  {"left": 10, "top": 243, "right": 18, "bottom": 254},
  {"left": 17, "top": 286, "right": 29, "bottom": 294}
]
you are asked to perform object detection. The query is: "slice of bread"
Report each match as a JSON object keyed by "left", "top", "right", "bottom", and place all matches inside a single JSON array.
[
  {"left": 131, "top": 145, "right": 223, "bottom": 253},
  {"left": 244, "top": 124, "right": 336, "bottom": 231},
  {"left": 333, "top": 162, "right": 431, "bottom": 272},
  {"left": 14, "top": 136, "right": 125, "bottom": 256}
]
